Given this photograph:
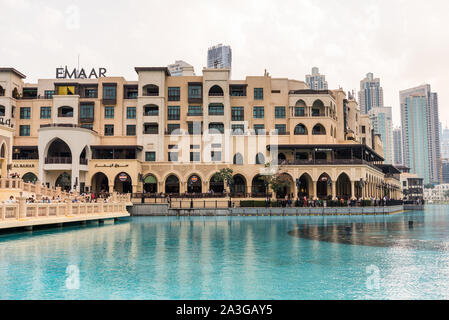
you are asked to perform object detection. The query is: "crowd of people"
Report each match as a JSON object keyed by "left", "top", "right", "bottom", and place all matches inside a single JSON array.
[{"left": 2, "top": 191, "right": 116, "bottom": 204}]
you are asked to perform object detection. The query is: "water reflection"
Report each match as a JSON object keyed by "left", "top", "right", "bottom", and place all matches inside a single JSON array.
[{"left": 288, "top": 212, "right": 449, "bottom": 251}]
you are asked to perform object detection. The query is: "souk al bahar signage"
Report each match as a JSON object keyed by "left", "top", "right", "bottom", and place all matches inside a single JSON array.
[{"left": 56, "top": 66, "right": 107, "bottom": 79}]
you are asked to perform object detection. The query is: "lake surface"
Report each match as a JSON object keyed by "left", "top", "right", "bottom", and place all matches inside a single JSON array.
[{"left": 1, "top": 205, "right": 449, "bottom": 299}]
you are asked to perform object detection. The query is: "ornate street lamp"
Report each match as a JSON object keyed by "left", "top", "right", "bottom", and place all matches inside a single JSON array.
[
  {"left": 227, "top": 179, "right": 232, "bottom": 208},
  {"left": 138, "top": 173, "right": 144, "bottom": 203}
]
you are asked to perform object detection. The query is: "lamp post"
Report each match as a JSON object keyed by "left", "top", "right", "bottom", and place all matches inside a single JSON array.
[
  {"left": 139, "top": 173, "right": 144, "bottom": 204},
  {"left": 296, "top": 178, "right": 301, "bottom": 207},
  {"left": 188, "top": 179, "right": 193, "bottom": 208},
  {"left": 264, "top": 180, "right": 269, "bottom": 208},
  {"left": 227, "top": 179, "right": 232, "bottom": 208}
]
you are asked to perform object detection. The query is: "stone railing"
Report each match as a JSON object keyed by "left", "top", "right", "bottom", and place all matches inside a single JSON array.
[
  {"left": 0, "top": 193, "right": 129, "bottom": 221},
  {"left": 0, "top": 178, "right": 72, "bottom": 200}
]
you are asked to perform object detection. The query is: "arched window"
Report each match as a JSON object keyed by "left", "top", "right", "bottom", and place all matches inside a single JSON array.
[
  {"left": 294, "top": 124, "right": 308, "bottom": 135},
  {"left": 312, "top": 124, "right": 326, "bottom": 135},
  {"left": 165, "top": 175, "right": 180, "bottom": 194},
  {"left": 46, "top": 139, "right": 72, "bottom": 164},
  {"left": 143, "top": 84, "right": 159, "bottom": 96},
  {"left": 0, "top": 105, "right": 5, "bottom": 117},
  {"left": 58, "top": 106, "right": 73, "bottom": 117},
  {"left": 143, "top": 104, "right": 159, "bottom": 116},
  {"left": 0, "top": 144, "right": 5, "bottom": 158},
  {"left": 255, "top": 153, "right": 265, "bottom": 164},
  {"left": 295, "top": 100, "right": 306, "bottom": 117},
  {"left": 208, "top": 85, "right": 224, "bottom": 96},
  {"left": 233, "top": 153, "right": 243, "bottom": 165},
  {"left": 22, "top": 172, "right": 38, "bottom": 184},
  {"left": 312, "top": 99, "right": 325, "bottom": 117}
]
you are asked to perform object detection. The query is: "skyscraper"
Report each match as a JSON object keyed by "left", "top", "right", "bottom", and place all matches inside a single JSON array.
[
  {"left": 358, "top": 73, "right": 384, "bottom": 114},
  {"left": 400, "top": 84, "right": 440, "bottom": 184},
  {"left": 393, "top": 126, "right": 403, "bottom": 165},
  {"left": 167, "top": 60, "right": 195, "bottom": 76},
  {"left": 368, "top": 107, "right": 393, "bottom": 164},
  {"left": 440, "top": 126, "right": 449, "bottom": 159},
  {"left": 305, "top": 67, "right": 328, "bottom": 90},
  {"left": 207, "top": 44, "right": 232, "bottom": 70}
]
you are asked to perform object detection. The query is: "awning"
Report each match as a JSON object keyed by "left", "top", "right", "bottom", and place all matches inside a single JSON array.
[{"left": 144, "top": 175, "right": 157, "bottom": 184}]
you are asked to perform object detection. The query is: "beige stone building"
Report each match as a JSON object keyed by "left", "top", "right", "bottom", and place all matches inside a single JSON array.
[{"left": 0, "top": 66, "right": 401, "bottom": 200}]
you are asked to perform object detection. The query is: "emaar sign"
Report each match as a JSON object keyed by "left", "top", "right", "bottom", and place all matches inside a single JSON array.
[{"left": 56, "top": 66, "right": 107, "bottom": 79}]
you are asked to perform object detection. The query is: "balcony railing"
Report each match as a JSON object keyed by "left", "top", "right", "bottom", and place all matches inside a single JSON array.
[{"left": 45, "top": 157, "right": 72, "bottom": 164}]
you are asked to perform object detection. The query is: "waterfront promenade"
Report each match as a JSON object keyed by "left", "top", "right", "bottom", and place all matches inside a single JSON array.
[{"left": 0, "top": 178, "right": 131, "bottom": 231}]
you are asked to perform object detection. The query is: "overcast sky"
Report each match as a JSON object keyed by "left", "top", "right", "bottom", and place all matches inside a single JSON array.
[{"left": 1, "top": 0, "right": 448, "bottom": 127}]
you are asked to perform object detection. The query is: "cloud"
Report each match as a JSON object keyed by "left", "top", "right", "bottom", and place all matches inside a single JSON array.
[{"left": 0, "top": 0, "right": 448, "bottom": 126}]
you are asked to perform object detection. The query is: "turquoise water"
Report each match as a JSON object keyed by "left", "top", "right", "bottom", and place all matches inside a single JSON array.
[{"left": 1, "top": 205, "right": 449, "bottom": 300}]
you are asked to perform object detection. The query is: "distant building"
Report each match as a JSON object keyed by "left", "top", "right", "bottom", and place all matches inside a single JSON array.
[
  {"left": 167, "top": 60, "right": 195, "bottom": 76},
  {"left": 393, "top": 127, "right": 403, "bottom": 165},
  {"left": 397, "top": 166, "right": 424, "bottom": 203},
  {"left": 424, "top": 184, "right": 449, "bottom": 202},
  {"left": 400, "top": 84, "right": 440, "bottom": 185},
  {"left": 440, "top": 126, "right": 449, "bottom": 159},
  {"left": 441, "top": 159, "right": 449, "bottom": 184},
  {"left": 368, "top": 106, "right": 393, "bottom": 164},
  {"left": 358, "top": 72, "right": 384, "bottom": 114},
  {"left": 305, "top": 67, "right": 328, "bottom": 90},
  {"left": 207, "top": 44, "right": 232, "bottom": 70}
]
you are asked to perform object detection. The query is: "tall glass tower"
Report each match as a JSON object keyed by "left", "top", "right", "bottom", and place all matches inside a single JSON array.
[
  {"left": 358, "top": 73, "right": 384, "bottom": 114},
  {"left": 400, "top": 84, "right": 440, "bottom": 184}
]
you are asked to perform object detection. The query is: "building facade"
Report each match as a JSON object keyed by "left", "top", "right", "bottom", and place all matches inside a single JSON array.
[
  {"left": 305, "top": 67, "right": 328, "bottom": 91},
  {"left": 167, "top": 60, "right": 195, "bottom": 77},
  {"left": 400, "top": 84, "right": 440, "bottom": 185},
  {"left": 207, "top": 44, "right": 232, "bottom": 70},
  {"left": 368, "top": 106, "right": 393, "bottom": 164},
  {"left": 358, "top": 72, "right": 384, "bottom": 114},
  {"left": 393, "top": 126, "right": 403, "bottom": 165},
  {"left": 0, "top": 66, "right": 401, "bottom": 201}
]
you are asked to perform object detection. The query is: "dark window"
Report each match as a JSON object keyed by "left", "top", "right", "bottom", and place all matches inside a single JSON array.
[
  {"left": 44, "top": 90, "right": 55, "bottom": 99},
  {"left": 143, "top": 84, "right": 159, "bottom": 96},
  {"left": 275, "top": 124, "right": 286, "bottom": 135},
  {"left": 58, "top": 106, "right": 73, "bottom": 117},
  {"left": 254, "top": 124, "right": 265, "bottom": 135},
  {"left": 143, "top": 105, "right": 158, "bottom": 116},
  {"left": 209, "top": 104, "right": 224, "bottom": 116},
  {"left": 230, "top": 85, "right": 246, "bottom": 96},
  {"left": 231, "top": 107, "right": 244, "bottom": 121},
  {"left": 295, "top": 107, "right": 305, "bottom": 117},
  {"left": 275, "top": 106, "right": 285, "bottom": 119},
  {"left": 145, "top": 152, "right": 156, "bottom": 162},
  {"left": 232, "top": 124, "right": 244, "bottom": 135},
  {"left": 209, "top": 85, "right": 224, "bottom": 96},
  {"left": 80, "top": 103, "right": 94, "bottom": 120},
  {"left": 84, "top": 88, "right": 97, "bottom": 98},
  {"left": 188, "top": 106, "right": 202, "bottom": 116},
  {"left": 144, "top": 123, "right": 158, "bottom": 134},
  {"left": 188, "top": 85, "right": 202, "bottom": 99},
  {"left": 209, "top": 122, "right": 224, "bottom": 134},
  {"left": 190, "top": 145, "right": 200, "bottom": 149},
  {"left": 40, "top": 106, "right": 51, "bottom": 119},
  {"left": 103, "top": 86, "right": 116, "bottom": 99},
  {"left": 127, "top": 107, "right": 136, "bottom": 119},
  {"left": 168, "top": 87, "right": 180, "bottom": 101},
  {"left": 104, "top": 106, "right": 114, "bottom": 119},
  {"left": 362, "top": 126, "right": 366, "bottom": 134},
  {"left": 254, "top": 88, "right": 263, "bottom": 100},
  {"left": 294, "top": 124, "right": 307, "bottom": 135},
  {"left": 167, "top": 106, "right": 180, "bottom": 120},
  {"left": 20, "top": 107, "right": 31, "bottom": 119},
  {"left": 126, "top": 125, "right": 136, "bottom": 136},
  {"left": 167, "top": 124, "right": 180, "bottom": 134},
  {"left": 104, "top": 124, "right": 114, "bottom": 136},
  {"left": 253, "top": 106, "right": 264, "bottom": 119},
  {"left": 19, "top": 125, "right": 30, "bottom": 136},
  {"left": 81, "top": 124, "right": 93, "bottom": 130}
]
